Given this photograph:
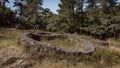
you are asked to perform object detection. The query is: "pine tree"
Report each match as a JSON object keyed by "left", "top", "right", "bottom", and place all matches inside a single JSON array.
[
  {"left": 58, "top": 0, "right": 84, "bottom": 32},
  {"left": 14, "top": 0, "right": 43, "bottom": 19},
  {"left": 14, "top": 0, "right": 43, "bottom": 29}
]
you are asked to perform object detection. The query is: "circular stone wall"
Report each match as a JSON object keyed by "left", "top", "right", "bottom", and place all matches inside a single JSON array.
[{"left": 18, "top": 32, "right": 95, "bottom": 58}]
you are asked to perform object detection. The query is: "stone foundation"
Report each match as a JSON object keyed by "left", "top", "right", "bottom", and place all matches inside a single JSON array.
[{"left": 18, "top": 32, "right": 95, "bottom": 58}]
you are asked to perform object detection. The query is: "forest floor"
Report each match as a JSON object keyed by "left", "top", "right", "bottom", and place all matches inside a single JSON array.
[{"left": 0, "top": 28, "right": 120, "bottom": 68}]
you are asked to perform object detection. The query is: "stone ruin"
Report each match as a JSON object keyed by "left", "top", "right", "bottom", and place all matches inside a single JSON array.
[{"left": 18, "top": 32, "right": 95, "bottom": 58}]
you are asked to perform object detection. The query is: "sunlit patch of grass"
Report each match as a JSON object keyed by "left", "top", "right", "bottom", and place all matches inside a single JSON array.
[
  {"left": 79, "top": 48, "right": 120, "bottom": 67},
  {"left": 107, "top": 38, "right": 120, "bottom": 43},
  {"left": 32, "top": 58, "right": 93, "bottom": 68},
  {"left": 0, "top": 29, "right": 18, "bottom": 49},
  {"left": 40, "top": 38, "right": 83, "bottom": 50},
  {"left": 0, "top": 38, "right": 17, "bottom": 49},
  {"left": 102, "top": 49, "right": 120, "bottom": 65}
]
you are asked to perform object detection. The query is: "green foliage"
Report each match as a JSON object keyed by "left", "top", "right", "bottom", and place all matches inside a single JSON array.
[
  {"left": 15, "top": 22, "right": 33, "bottom": 30},
  {"left": 57, "top": 0, "right": 85, "bottom": 33},
  {"left": 47, "top": 15, "right": 69, "bottom": 32},
  {"left": 103, "top": 50, "right": 120, "bottom": 65},
  {"left": 45, "top": 0, "right": 120, "bottom": 39}
]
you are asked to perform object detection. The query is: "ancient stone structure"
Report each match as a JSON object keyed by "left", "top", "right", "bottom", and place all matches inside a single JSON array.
[{"left": 18, "top": 32, "right": 95, "bottom": 58}]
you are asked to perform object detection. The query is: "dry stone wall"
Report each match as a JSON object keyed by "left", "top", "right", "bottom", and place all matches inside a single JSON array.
[{"left": 18, "top": 32, "right": 95, "bottom": 58}]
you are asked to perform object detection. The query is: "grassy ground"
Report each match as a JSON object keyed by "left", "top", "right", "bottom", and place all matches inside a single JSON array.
[
  {"left": 0, "top": 29, "right": 120, "bottom": 68},
  {"left": 41, "top": 38, "right": 83, "bottom": 50}
]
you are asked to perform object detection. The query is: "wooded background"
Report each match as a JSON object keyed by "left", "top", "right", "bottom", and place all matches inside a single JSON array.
[{"left": 0, "top": 0, "right": 120, "bottom": 39}]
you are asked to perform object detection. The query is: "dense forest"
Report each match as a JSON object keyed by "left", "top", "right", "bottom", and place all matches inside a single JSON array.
[{"left": 0, "top": 0, "right": 120, "bottom": 39}]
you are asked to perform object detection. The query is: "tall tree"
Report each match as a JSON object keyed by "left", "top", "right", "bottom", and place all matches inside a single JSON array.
[
  {"left": 100, "top": 0, "right": 118, "bottom": 15},
  {"left": 58, "top": 0, "right": 84, "bottom": 32},
  {"left": 14, "top": 0, "right": 43, "bottom": 29},
  {"left": 100, "top": 0, "right": 108, "bottom": 15},
  {"left": 14, "top": 0, "right": 42, "bottom": 20}
]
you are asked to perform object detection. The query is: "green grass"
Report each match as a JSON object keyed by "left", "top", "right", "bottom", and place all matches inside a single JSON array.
[
  {"left": 0, "top": 29, "right": 18, "bottom": 49},
  {"left": 40, "top": 38, "right": 83, "bottom": 50},
  {"left": 0, "top": 38, "right": 17, "bottom": 49}
]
